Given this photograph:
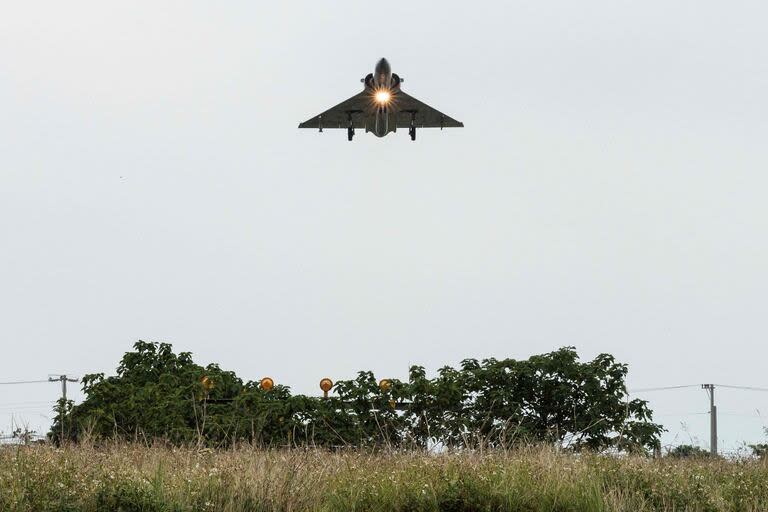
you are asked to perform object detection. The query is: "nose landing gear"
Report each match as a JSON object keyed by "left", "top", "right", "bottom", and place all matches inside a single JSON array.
[
  {"left": 347, "top": 126, "right": 355, "bottom": 141},
  {"left": 409, "top": 126, "right": 416, "bottom": 141}
]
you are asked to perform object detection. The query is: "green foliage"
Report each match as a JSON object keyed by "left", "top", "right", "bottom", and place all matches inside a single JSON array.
[
  {"left": 400, "top": 350, "right": 662, "bottom": 451},
  {"left": 750, "top": 427, "right": 768, "bottom": 458},
  {"left": 666, "top": 444, "right": 711, "bottom": 458},
  {"left": 55, "top": 342, "right": 662, "bottom": 452},
  {"left": 749, "top": 443, "right": 768, "bottom": 458}
]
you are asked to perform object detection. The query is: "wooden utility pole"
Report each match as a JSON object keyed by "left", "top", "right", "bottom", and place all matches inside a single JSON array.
[
  {"left": 702, "top": 384, "right": 717, "bottom": 456},
  {"left": 49, "top": 375, "right": 78, "bottom": 440}
]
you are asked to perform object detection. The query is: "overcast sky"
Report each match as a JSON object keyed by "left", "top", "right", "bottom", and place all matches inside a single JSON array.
[{"left": 1, "top": 1, "right": 766, "bottom": 452}]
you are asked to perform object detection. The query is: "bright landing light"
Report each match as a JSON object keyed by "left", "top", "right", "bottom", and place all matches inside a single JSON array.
[{"left": 375, "top": 90, "right": 391, "bottom": 104}]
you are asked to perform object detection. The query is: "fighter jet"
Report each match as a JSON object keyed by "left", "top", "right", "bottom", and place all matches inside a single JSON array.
[{"left": 298, "top": 58, "right": 463, "bottom": 141}]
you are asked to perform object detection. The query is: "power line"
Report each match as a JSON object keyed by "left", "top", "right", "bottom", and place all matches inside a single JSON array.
[
  {"left": 628, "top": 384, "right": 700, "bottom": 393},
  {"left": 0, "top": 400, "right": 57, "bottom": 406},
  {"left": 715, "top": 384, "right": 768, "bottom": 392},
  {"left": 0, "top": 406, "right": 55, "bottom": 412},
  {"left": 0, "top": 403, "right": 57, "bottom": 410},
  {"left": 0, "top": 380, "right": 49, "bottom": 386},
  {"left": 629, "top": 384, "right": 768, "bottom": 394},
  {"left": 632, "top": 383, "right": 768, "bottom": 456},
  {"left": 654, "top": 411, "right": 709, "bottom": 417}
]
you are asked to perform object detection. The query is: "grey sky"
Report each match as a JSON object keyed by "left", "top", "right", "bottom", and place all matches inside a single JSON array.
[{"left": 1, "top": 1, "right": 766, "bottom": 452}]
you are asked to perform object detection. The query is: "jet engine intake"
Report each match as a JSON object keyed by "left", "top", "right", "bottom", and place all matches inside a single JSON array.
[{"left": 361, "top": 73, "right": 375, "bottom": 88}]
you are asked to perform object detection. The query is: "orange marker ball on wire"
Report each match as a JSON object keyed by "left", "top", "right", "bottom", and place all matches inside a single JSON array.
[{"left": 260, "top": 377, "right": 274, "bottom": 391}]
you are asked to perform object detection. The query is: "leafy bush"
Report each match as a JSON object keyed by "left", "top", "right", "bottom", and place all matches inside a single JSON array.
[
  {"left": 666, "top": 444, "right": 711, "bottom": 459},
  {"left": 54, "top": 341, "right": 662, "bottom": 452}
]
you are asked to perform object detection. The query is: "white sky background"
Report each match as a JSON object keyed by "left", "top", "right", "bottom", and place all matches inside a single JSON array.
[{"left": 1, "top": 1, "right": 766, "bottom": 452}]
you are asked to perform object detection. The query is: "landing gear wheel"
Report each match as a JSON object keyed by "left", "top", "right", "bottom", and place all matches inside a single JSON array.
[
  {"left": 347, "top": 127, "right": 355, "bottom": 141},
  {"left": 409, "top": 126, "right": 416, "bottom": 141}
]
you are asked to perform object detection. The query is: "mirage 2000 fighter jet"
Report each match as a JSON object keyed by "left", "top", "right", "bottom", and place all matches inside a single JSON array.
[{"left": 298, "top": 58, "right": 463, "bottom": 141}]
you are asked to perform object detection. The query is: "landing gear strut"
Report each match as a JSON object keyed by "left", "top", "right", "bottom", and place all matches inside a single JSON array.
[{"left": 347, "top": 126, "right": 355, "bottom": 141}]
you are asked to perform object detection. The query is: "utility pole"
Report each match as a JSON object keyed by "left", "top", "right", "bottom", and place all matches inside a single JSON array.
[
  {"left": 702, "top": 384, "right": 717, "bottom": 456},
  {"left": 49, "top": 375, "right": 78, "bottom": 441}
]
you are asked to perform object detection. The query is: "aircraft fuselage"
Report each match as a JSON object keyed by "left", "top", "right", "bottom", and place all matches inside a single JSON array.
[
  {"left": 373, "top": 58, "right": 392, "bottom": 89},
  {"left": 364, "top": 58, "right": 402, "bottom": 137}
]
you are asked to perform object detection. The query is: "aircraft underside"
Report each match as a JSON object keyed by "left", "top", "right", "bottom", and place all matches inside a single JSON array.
[
  {"left": 299, "top": 58, "right": 463, "bottom": 141},
  {"left": 368, "top": 109, "right": 401, "bottom": 138}
]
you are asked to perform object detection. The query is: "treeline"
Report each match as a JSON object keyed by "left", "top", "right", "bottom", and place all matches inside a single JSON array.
[{"left": 53, "top": 341, "right": 662, "bottom": 452}]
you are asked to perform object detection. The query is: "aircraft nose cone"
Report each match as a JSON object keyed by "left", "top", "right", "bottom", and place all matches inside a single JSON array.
[{"left": 375, "top": 57, "right": 390, "bottom": 74}]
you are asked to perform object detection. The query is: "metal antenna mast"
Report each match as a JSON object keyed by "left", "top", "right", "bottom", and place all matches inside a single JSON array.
[{"left": 702, "top": 384, "right": 717, "bottom": 456}]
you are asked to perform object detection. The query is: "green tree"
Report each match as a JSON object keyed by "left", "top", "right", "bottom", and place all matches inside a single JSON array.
[
  {"left": 57, "top": 342, "right": 662, "bottom": 452},
  {"left": 55, "top": 341, "right": 242, "bottom": 444},
  {"left": 396, "top": 347, "right": 661, "bottom": 451}
]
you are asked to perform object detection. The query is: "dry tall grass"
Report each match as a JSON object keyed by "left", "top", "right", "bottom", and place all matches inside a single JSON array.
[{"left": 0, "top": 444, "right": 766, "bottom": 511}]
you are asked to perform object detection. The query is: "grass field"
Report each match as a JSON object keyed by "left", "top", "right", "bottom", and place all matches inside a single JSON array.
[{"left": 1, "top": 444, "right": 766, "bottom": 511}]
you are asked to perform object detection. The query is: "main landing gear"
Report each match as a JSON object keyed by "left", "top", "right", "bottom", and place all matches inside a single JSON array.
[{"left": 347, "top": 111, "right": 355, "bottom": 141}]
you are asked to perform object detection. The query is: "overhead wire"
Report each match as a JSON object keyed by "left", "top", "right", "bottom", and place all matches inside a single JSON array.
[
  {"left": 653, "top": 411, "right": 710, "bottom": 417},
  {"left": 629, "top": 384, "right": 768, "bottom": 394},
  {"left": 628, "top": 384, "right": 700, "bottom": 393},
  {"left": 0, "top": 380, "right": 49, "bottom": 386},
  {"left": 715, "top": 384, "right": 768, "bottom": 392},
  {"left": 0, "top": 400, "right": 57, "bottom": 406}
]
